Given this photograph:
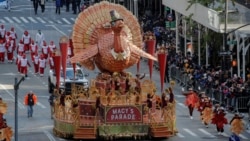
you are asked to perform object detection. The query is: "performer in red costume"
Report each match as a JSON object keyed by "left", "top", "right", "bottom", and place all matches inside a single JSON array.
[
  {"left": 183, "top": 88, "right": 199, "bottom": 119},
  {"left": 48, "top": 41, "right": 56, "bottom": 57},
  {"left": 16, "top": 52, "right": 23, "bottom": 73},
  {"left": 0, "top": 39, "right": 6, "bottom": 63},
  {"left": 0, "top": 25, "right": 6, "bottom": 40},
  {"left": 48, "top": 56, "right": 55, "bottom": 70},
  {"left": 9, "top": 27, "right": 18, "bottom": 48},
  {"left": 22, "top": 31, "right": 31, "bottom": 52},
  {"left": 19, "top": 54, "right": 31, "bottom": 77},
  {"left": 17, "top": 40, "right": 25, "bottom": 55},
  {"left": 5, "top": 37, "right": 15, "bottom": 63},
  {"left": 30, "top": 40, "right": 38, "bottom": 62},
  {"left": 38, "top": 54, "right": 46, "bottom": 77},
  {"left": 211, "top": 107, "right": 228, "bottom": 136},
  {"left": 33, "top": 52, "right": 40, "bottom": 74},
  {"left": 41, "top": 41, "right": 49, "bottom": 60}
]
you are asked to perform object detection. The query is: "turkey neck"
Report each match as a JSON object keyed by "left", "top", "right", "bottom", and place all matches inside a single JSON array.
[{"left": 113, "top": 31, "right": 124, "bottom": 53}]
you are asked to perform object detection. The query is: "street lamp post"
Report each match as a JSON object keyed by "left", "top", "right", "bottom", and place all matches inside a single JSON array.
[{"left": 14, "top": 77, "right": 25, "bottom": 141}]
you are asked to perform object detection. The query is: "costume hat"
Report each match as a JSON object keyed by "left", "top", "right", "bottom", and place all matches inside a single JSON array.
[{"left": 110, "top": 10, "right": 123, "bottom": 22}]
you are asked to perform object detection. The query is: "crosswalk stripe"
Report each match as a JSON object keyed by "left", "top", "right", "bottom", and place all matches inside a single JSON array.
[
  {"left": 62, "top": 18, "right": 71, "bottom": 24},
  {"left": 198, "top": 128, "right": 216, "bottom": 138},
  {"left": 12, "top": 17, "right": 22, "bottom": 24},
  {"left": 27, "top": 17, "right": 38, "bottom": 23},
  {"left": 0, "top": 19, "right": 5, "bottom": 23},
  {"left": 176, "top": 133, "right": 185, "bottom": 138},
  {"left": 70, "top": 18, "right": 75, "bottom": 22},
  {"left": 56, "top": 20, "right": 62, "bottom": 24},
  {"left": 4, "top": 17, "right": 14, "bottom": 23},
  {"left": 20, "top": 17, "right": 29, "bottom": 23},
  {"left": 239, "top": 134, "right": 248, "bottom": 139},
  {"left": 36, "top": 17, "right": 46, "bottom": 24},
  {"left": 37, "top": 102, "right": 46, "bottom": 109},
  {"left": 183, "top": 128, "right": 198, "bottom": 137}
]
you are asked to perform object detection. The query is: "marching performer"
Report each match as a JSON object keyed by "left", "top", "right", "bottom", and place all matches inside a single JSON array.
[
  {"left": 38, "top": 54, "right": 46, "bottom": 77},
  {"left": 229, "top": 113, "right": 244, "bottom": 135},
  {"left": 48, "top": 56, "right": 55, "bottom": 70},
  {"left": 41, "top": 41, "right": 49, "bottom": 60},
  {"left": 48, "top": 41, "right": 56, "bottom": 57},
  {"left": 17, "top": 40, "right": 25, "bottom": 55},
  {"left": 16, "top": 52, "right": 23, "bottom": 73},
  {"left": 183, "top": 88, "right": 199, "bottom": 119},
  {"left": 9, "top": 27, "right": 18, "bottom": 48},
  {"left": 211, "top": 107, "right": 228, "bottom": 135},
  {"left": 201, "top": 95, "right": 213, "bottom": 128},
  {"left": 6, "top": 37, "right": 15, "bottom": 63},
  {"left": 30, "top": 40, "right": 38, "bottom": 62},
  {"left": 33, "top": 52, "right": 39, "bottom": 74},
  {"left": 0, "top": 39, "right": 6, "bottom": 63},
  {"left": 22, "top": 31, "right": 31, "bottom": 52},
  {"left": 19, "top": 54, "right": 31, "bottom": 77}
]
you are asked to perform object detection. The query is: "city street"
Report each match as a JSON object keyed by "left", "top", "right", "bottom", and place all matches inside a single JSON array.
[{"left": 0, "top": 0, "right": 250, "bottom": 141}]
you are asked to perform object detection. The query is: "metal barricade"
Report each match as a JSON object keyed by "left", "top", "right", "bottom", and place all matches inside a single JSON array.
[{"left": 235, "top": 96, "right": 250, "bottom": 112}]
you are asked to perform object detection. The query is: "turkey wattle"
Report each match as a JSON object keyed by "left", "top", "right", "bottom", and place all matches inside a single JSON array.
[{"left": 70, "top": 1, "right": 157, "bottom": 73}]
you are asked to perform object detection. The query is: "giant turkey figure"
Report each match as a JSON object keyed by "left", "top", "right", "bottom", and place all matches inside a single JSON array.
[{"left": 70, "top": 1, "right": 157, "bottom": 73}]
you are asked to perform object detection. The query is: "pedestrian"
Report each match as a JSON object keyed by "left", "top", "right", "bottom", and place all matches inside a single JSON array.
[
  {"left": 33, "top": 0, "right": 39, "bottom": 15},
  {"left": 65, "top": 0, "right": 70, "bottom": 12},
  {"left": 0, "top": 39, "right": 6, "bottom": 63},
  {"left": 76, "top": 0, "right": 81, "bottom": 13},
  {"left": 247, "top": 98, "right": 250, "bottom": 121},
  {"left": 0, "top": 25, "right": 6, "bottom": 40},
  {"left": 55, "top": 0, "right": 61, "bottom": 14},
  {"left": 22, "top": 31, "right": 31, "bottom": 53},
  {"left": 6, "top": 0, "right": 12, "bottom": 12},
  {"left": 211, "top": 107, "right": 228, "bottom": 136},
  {"left": 19, "top": 54, "right": 31, "bottom": 77},
  {"left": 33, "top": 52, "right": 39, "bottom": 74},
  {"left": 72, "top": 0, "right": 77, "bottom": 14},
  {"left": 230, "top": 113, "right": 244, "bottom": 135},
  {"left": 23, "top": 91, "right": 37, "bottom": 118},
  {"left": 35, "top": 29, "right": 45, "bottom": 51},
  {"left": 40, "top": 0, "right": 46, "bottom": 14},
  {"left": 38, "top": 54, "right": 46, "bottom": 77},
  {"left": 48, "top": 94, "right": 55, "bottom": 119},
  {"left": 182, "top": 87, "right": 199, "bottom": 119}
]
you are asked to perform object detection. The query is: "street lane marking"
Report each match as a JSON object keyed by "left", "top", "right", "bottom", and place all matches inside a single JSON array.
[
  {"left": 177, "top": 102, "right": 186, "bottom": 108},
  {"left": 36, "top": 17, "right": 46, "bottom": 24},
  {"left": 20, "top": 17, "right": 29, "bottom": 23},
  {"left": 198, "top": 128, "right": 216, "bottom": 138},
  {"left": 175, "top": 95, "right": 185, "bottom": 98},
  {"left": 4, "top": 17, "right": 14, "bottom": 23},
  {"left": 12, "top": 17, "right": 22, "bottom": 24},
  {"left": 44, "top": 130, "right": 56, "bottom": 141},
  {"left": 62, "top": 18, "right": 71, "bottom": 24},
  {"left": 37, "top": 102, "right": 46, "bottom": 109},
  {"left": 176, "top": 133, "right": 185, "bottom": 138},
  {"left": 0, "top": 19, "right": 5, "bottom": 23},
  {"left": 0, "top": 84, "right": 25, "bottom": 109},
  {"left": 239, "top": 134, "right": 248, "bottom": 139},
  {"left": 183, "top": 128, "right": 198, "bottom": 137},
  {"left": 28, "top": 17, "right": 38, "bottom": 23},
  {"left": 56, "top": 20, "right": 62, "bottom": 24},
  {"left": 46, "top": 25, "right": 66, "bottom": 36}
]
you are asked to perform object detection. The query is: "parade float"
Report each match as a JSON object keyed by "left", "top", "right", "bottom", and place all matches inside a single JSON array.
[
  {"left": 0, "top": 98, "right": 13, "bottom": 141},
  {"left": 52, "top": 1, "right": 176, "bottom": 140}
]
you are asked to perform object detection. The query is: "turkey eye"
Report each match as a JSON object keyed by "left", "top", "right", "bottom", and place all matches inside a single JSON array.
[{"left": 111, "top": 21, "right": 115, "bottom": 26}]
